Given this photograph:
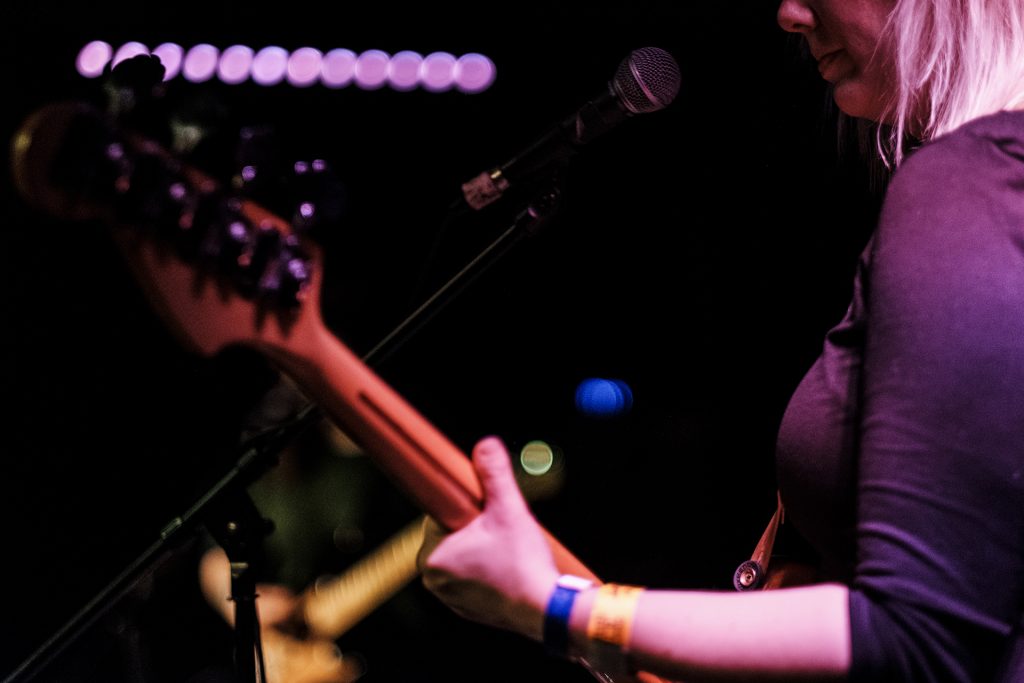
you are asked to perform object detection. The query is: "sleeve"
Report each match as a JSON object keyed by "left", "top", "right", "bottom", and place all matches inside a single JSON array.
[{"left": 848, "top": 131, "right": 1024, "bottom": 681}]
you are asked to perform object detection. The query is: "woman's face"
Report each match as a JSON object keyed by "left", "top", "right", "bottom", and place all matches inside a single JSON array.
[{"left": 777, "top": 0, "right": 898, "bottom": 121}]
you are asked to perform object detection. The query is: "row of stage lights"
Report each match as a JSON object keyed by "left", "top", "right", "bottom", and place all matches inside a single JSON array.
[{"left": 76, "top": 40, "right": 497, "bottom": 93}]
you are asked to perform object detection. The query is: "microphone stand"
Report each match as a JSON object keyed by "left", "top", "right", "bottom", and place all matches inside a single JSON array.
[
  {"left": 1, "top": 175, "right": 567, "bottom": 683},
  {"left": 1, "top": 412, "right": 312, "bottom": 683},
  {"left": 366, "top": 173, "right": 565, "bottom": 367},
  {"left": 202, "top": 451, "right": 278, "bottom": 683}
]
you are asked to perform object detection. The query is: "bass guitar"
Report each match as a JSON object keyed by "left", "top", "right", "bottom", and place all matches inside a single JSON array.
[{"left": 11, "top": 100, "right": 674, "bottom": 683}]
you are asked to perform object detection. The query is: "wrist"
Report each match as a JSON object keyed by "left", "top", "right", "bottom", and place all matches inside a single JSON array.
[
  {"left": 541, "top": 574, "right": 594, "bottom": 658},
  {"left": 567, "top": 582, "right": 598, "bottom": 657},
  {"left": 570, "top": 582, "right": 645, "bottom": 676}
]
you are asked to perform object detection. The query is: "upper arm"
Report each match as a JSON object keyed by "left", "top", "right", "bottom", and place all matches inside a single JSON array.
[{"left": 848, "top": 133, "right": 1024, "bottom": 680}]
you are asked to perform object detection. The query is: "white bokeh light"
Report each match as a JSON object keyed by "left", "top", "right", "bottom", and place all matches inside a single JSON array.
[
  {"left": 182, "top": 43, "right": 220, "bottom": 83},
  {"left": 420, "top": 51, "right": 457, "bottom": 92},
  {"left": 321, "top": 48, "right": 357, "bottom": 88},
  {"left": 217, "top": 45, "right": 254, "bottom": 85},
  {"left": 354, "top": 49, "right": 390, "bottom": 90},
  {"left": 112, "top": 41, "right": 149, "bottom": 69},
  {"left": 252, "top": 45, "right": 289, "bottom": 86},
  {"left": 76, "top": 40, "right": 112, "bottom": 78},
  {"left": 455, "top": 53, "right": 497, "bottom": 93},
  {"left": 287, "top": 47, "right": 322, "bottom": 87},
  {"left": 151, "top": 43, "right": 184, "bottom": 81},
  {"left": 387, "top": 50, "right": 423, "bottom": 91}
]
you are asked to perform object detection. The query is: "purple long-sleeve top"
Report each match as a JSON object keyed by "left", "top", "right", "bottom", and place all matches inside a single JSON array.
[{"left": 775, "top": 109, "right": 1024, "bottom": 681}]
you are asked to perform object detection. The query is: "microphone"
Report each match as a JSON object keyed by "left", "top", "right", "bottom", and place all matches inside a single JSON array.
[{"left": 460, "top": 46, "right": 681, "bottom": 211}]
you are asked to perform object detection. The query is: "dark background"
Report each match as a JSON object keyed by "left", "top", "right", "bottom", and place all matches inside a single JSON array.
[{"left": 0, "top": 3, "right": 881, "bottom": 682}]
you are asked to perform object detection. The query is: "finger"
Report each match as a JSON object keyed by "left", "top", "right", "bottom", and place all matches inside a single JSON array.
[{"left": 472, "top": 435, "right": 529, "bottom": 518}]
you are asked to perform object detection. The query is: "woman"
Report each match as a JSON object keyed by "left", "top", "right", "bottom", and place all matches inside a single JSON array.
[{"left": 418, "top": 1, "right": 1024, "bottom": 681}]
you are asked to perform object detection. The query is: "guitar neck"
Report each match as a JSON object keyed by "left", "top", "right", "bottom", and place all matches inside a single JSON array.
[{"left": 261, "top": 318, "right": 599, "bottom": 581}]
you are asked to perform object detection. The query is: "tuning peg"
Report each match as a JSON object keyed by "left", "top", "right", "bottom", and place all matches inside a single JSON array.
[
  {"left": 197, "top": 197, "right": 259, "bottom": 287},
  {"left": 171, "top": 188, "right": 223, "bottom": 258},
  {"left": 242, "top": 223, "right": 285, "bottom": 290},
  {"left": 190, "top": 195, "right": 312, "bottom": 308},
  {"left": 287, "top": 158, "right": 348, "bottom": 239},
  {"left": 231, "top": 125, "right": 284, "bottom": 202},
  {"left": 258, "top": 234, "right": 312, "bottom": 308},
  {"left": 112, "top": 146, "right": 189, "bottom": 233}
]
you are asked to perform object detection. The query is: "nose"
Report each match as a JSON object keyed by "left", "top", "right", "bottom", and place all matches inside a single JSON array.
[{"left": 777, "top": 0, "right": 816, "bottom": 33}]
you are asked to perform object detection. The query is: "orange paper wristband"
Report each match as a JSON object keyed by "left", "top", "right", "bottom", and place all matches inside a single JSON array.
[{"left": 585, "top": 583, "right": 644, "bottom": 649}]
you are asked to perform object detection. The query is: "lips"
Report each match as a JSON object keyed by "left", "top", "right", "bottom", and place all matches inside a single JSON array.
[{"left": 816, "top": 50, "right": 844, "bottom": 81}]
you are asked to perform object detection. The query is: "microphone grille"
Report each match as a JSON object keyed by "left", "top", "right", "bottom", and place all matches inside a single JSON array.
[{"left": 613, "top": 47, "right": 681, "bottom": 114}]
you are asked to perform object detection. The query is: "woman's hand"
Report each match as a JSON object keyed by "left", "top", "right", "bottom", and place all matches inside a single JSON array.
[{"left": 418, "top": 435, "right": 560, "bottom": 642}]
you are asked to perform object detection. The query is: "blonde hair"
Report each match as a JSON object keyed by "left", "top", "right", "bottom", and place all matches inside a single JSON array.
[{"left": 883, "top": 0, "right": 1024, "bottom": 165}]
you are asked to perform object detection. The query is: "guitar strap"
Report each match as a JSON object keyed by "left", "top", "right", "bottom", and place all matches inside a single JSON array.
[{"left": 732, "top": 491, "right": 785, "bottom": 591}]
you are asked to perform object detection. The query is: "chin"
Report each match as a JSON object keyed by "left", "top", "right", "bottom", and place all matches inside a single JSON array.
[{"left": 832, "top": 81, "right": 887, "bottom": 122}]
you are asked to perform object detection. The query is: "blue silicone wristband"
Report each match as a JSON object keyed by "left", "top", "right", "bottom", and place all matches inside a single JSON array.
[{"left": 543, "top": 576, "right": 591, "bottom": 658}]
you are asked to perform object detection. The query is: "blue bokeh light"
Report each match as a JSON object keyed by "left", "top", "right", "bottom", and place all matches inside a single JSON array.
[{"left": 575, "top": 378, "right": 634, "bottom": 417}]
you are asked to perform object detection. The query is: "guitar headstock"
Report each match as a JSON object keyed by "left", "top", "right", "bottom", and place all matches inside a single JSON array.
[{"left": 10, "top": 97, "right": 330, "bottom": 359}]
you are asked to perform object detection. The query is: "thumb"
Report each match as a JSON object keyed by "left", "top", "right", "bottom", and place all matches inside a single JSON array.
[{"left": 472, "top": 435, "right": 528, "bottom": 518}]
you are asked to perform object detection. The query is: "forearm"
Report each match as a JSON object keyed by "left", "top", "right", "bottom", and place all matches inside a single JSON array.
[{"left": 567, "top": 583, "right": 851, "bottom": 682}]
